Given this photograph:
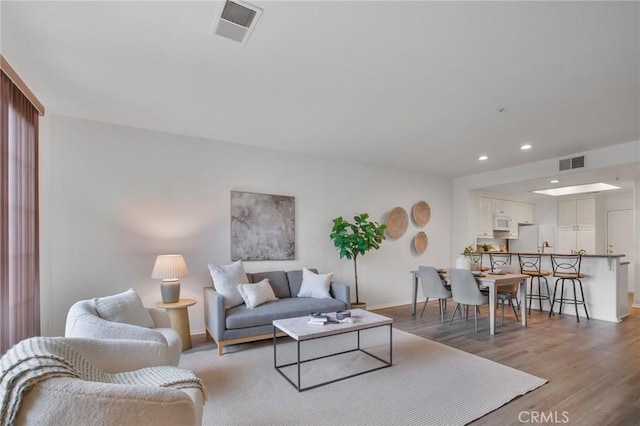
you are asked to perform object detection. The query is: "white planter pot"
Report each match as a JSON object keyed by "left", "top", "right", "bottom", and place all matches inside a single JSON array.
[{"left": 455, "top": 256, "right": 471, "bottom": 270}]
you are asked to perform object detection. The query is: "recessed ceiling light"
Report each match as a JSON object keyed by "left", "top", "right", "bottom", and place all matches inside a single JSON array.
[
  {"left": 550, "top": 179, "right": 560, "bottom": 184},
  {"left": 520, "top": 144, "right": 532, "bottom": 150},
  {"left": 533, "top": 182, "right": 620, "bottom": 197},
  {"left": 478, "top": 155, "right": 489, "bottom": 161}
]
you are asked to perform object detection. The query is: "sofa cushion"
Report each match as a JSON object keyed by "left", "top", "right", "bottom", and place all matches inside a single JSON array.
[
  {"left": 286, "top": 268, "right": 317, "bottom": 297},
  {"left": 297, "top": 268, "right": 333, "bottom": 299},
  {"left": 248, "top": 271, "right": 290, "bottom": 299},
  {"left": 225, "top": 297, "right": 347, "bottom": 330},
  {"left": 93, "top": 289, "right": 155, "bottom": 328},
  {"left": 237, "top": 279, "right": 278, "bottom": 309},
  {"left": 208, "top": 260, "right": 248, "bottom": 309}
]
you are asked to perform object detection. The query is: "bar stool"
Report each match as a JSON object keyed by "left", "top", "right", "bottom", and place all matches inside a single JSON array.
[
  {"left": 518, "top": 254, "right": 551, "bottom": 314},
  {"left": 489, "top": 253, "right": 511, "bottom": 271},
  {"left": 549, "top": 254, "right": 589, "bottom": 322}
]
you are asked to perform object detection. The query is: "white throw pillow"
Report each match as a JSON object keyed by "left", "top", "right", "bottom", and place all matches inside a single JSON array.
[
  {"left": 237, "top": 279, "right": 278, "bottom": 309},
  {"left": 297, "top": 268, "right": 333, "bottom": 299},
  {"left": 93, "top": 289, "right": 155, "bottom": 328},
  {"left": 208, "top": 260, "right": 248, "bottom": 309}
]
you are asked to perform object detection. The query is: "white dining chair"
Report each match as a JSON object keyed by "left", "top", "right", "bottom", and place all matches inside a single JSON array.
[
  {"left": 418, "top": 266, "right": 452, "bottom": 323},
  {"left": 448, "top": 268, "right": 489, "bottom": 333}
]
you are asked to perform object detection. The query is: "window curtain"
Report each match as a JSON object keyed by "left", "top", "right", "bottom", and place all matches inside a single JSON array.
[{"left": 1, "top": 70, "right": 40, "bottom": 355}]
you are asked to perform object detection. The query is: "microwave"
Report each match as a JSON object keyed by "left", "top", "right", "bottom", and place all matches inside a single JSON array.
[{"left": 493, "top": 214, "right": 512, "bottom": 231}]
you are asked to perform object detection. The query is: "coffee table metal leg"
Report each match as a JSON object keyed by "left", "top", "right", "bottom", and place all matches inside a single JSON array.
[
  {"left": 297, "top": 341, "right": 301, "bottom": 392},
  {"left": 273, "top": 326, "right": 277, "bottom": 368},
  {"left": 389, "top": 324, "right": 393, "bottom": 365}
]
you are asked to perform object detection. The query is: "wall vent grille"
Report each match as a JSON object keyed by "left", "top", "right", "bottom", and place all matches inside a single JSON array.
[
  {"left": 559, "top": 155, "right": 586, "bottom": 171},
  {"left": 212, "top": 0, "right": 263, "bottom": 44}
]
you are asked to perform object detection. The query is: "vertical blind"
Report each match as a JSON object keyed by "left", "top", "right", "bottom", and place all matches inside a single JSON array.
[{"left": 1, "top": 69, "right": 40, "bottom": 355}]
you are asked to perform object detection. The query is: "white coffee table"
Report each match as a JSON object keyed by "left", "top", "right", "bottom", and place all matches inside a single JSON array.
[{"left": 273, "top": 309, "right": 393, "bottom": 392}]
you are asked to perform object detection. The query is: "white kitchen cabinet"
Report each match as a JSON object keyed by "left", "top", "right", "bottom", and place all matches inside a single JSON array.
[
  {"left": 476, "top": 197, "right": 494, "bottom": 238},
  {"left": 476, "top": 197, "right": 530, "bottom": 239},
  {"left": 515, "top": 202, "right": 534, "bottom": 225},
  {"left": 557, "top": 197, "right": 599, "bottom": 254},
  {"left": 506, "top": 202, "right": 518, "bottom": 238},
  {"left": 576, "top": 198, "right": 596, "bottom": 227},
  {"left": 576, "top": 227, "right": 596, "bottom": 253},
  {"left": 557, "top": 227, "right": 595, "bottom": 254},
  {"left": 557, "top": 227, "right": 575, "bottom": 254}
]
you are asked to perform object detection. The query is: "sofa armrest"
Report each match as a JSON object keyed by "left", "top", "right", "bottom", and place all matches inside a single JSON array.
[
  {"left": 203, "top": 286, "right": 226, "bottom": 340},
  {"left": 330, "top": 282, "right": 351, "bottom": 308}
]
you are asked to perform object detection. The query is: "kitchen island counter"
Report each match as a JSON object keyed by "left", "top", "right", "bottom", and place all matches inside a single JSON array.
[{"left": 480, "top": 253, "right": 627, "bottom": 322}]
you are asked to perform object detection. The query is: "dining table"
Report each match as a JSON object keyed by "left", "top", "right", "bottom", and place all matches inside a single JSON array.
[{"left": 409, "top": 269, "right": 528, "bottom": 335}]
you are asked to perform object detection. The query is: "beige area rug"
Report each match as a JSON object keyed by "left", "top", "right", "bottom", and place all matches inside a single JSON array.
[{"left": 179, "top": 329, "right": 546, "bottom": 426}]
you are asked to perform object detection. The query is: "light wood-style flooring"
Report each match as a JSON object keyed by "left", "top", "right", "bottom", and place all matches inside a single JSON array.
[{"left": 371, "top": 295, "right": 640, "bottom": 425}]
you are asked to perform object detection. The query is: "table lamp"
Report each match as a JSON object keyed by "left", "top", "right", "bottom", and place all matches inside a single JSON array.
[{"left": 151, "top": 254, "right": 189, "bottom": 303}]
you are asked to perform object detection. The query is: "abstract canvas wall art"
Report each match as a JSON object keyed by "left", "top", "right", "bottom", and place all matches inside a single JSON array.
[{"left": 230, "top": 191, "right": 295, "bottom": 261}]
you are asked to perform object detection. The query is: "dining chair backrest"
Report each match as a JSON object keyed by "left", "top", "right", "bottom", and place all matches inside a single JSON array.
[
  {"left": 449, "top": 269, "right": 487, "bottom": 306},
  {"left": 418, "top": 266, "right": 451, "bottom": 299},
  {"left": 489, "top": 253, "right": 511, "bottom": 269},
  {"left": 518, "top": 254, "right": 543, "bottom": 275},
  {"left": 550, "top": 254, "right": 582, "bottom": 277}
]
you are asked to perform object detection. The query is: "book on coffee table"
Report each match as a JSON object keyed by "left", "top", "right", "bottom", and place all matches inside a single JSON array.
[{"left": 308, "top": 313, "right": 328, "bottom": 325}]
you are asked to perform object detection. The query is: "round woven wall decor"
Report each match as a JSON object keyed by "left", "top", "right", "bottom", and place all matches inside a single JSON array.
[
  {"left": 414, "top": 231, "right": 428, "bottom": 254},
  {"left": 412, "top": 201, "right": 431, "bottom": 226},
  {"left": 387, "top": 207, "right": 409, "bottom": 239}
]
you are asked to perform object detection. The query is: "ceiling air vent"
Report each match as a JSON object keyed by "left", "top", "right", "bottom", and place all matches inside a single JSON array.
[
  {"left": 212, "top": 0, "right": 263, "bottom": 44},
  {"left": 559, "top": 155, "right": 586, "bottom": 172}
]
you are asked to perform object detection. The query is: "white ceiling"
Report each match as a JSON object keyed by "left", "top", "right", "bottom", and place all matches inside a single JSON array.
[{"left": 2, "top": 1, "right": 639, "bottom": 182}]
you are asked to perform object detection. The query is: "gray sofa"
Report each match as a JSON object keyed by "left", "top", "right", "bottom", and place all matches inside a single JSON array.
[{"left": 204, "top": 268, "right": 350, "bottom": 355}]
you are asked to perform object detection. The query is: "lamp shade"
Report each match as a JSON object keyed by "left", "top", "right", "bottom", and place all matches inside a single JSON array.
[{"left": 151, "top": 255, "right": 189, "bottom": 279}]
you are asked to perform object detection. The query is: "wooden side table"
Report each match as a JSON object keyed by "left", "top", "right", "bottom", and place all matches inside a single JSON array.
[{"left": 155, "top": 298, "right": 197, "bottom": 351}]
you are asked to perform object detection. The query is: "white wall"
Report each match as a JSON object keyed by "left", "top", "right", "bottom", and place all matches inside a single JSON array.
[{"left": 39, "top": 115, "right": 453, "bottom": 336}]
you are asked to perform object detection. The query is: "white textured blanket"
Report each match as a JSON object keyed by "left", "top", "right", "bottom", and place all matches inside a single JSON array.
[{"left": 0, "top": 336, "right": 205, "bottom": 426}]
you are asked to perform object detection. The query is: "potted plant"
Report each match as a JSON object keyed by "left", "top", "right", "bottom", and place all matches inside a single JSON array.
[
  {"left": 456, "top": 244, "right": 478, "bottom": 270},
  {"left": 481, "top": 243, "right": 493, "bottom": 252},
  {"left": 461, "top": 244, "right": 475, "bottom": 257},
  {"left": 329, "top": 213, "right": 387, "bottom": 309}
]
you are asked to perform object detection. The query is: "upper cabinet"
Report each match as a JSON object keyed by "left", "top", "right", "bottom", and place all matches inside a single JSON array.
[
  {"left": 515, "top": 202, "right": 534, "bottom": 225},
  {"left": 476, "top": 197, "right": 494, "bottom": 238},
  {"left": 556, "top": 197, "right": 601, "bottom": 254},
  {"left": 576, "top": 198, "right": 596, "bottom": 228},
  {"left": 476, "top": 197, "right": 535, "bottom": 239},
  {"left": 558, "top": 198, "right": 596, "bottom": 228}
]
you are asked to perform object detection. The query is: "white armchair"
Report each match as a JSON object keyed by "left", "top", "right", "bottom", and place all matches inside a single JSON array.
[
  {"left": 9, "top": 337, "right": 204, "bottom": 426},
  {"left": 65, "top": 289, "right": 182, "bottom": 366}
]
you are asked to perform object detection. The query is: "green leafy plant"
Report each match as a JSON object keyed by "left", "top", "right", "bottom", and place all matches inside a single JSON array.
[
  {"left": 329, "top": 213, "right": 387, "bottom": 304},
  {"left": 481, "top": 243, "right": 493, "bottom": 252},
  {"left": 461, "top": 244, "right": 476, "bottom": 257}
]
